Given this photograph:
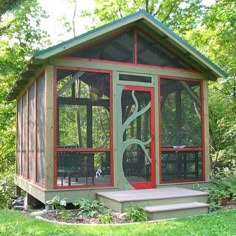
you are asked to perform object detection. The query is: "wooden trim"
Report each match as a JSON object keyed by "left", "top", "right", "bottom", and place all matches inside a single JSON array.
[
  {"left": 34, "top": 83, "right": 37, "bottom": 183},
  {"left": 134, "top": 30, "right": 138, "bottom": 65},
  {"left": 26, "top": 89, "right": 29, "bottom": 179},
  {"left": 51, "top": 58, "right": 206, "bottom": 80},
  {"left": 45, "top": 65, "right": 55, "bottom": 189}
]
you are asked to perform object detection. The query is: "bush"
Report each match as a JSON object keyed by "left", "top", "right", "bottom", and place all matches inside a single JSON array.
[
  {"left": 98, "top": 209, "right": 113, "bottom": 224},
  {"left": 0, "top": 174, "right": 15, "bottom": 209},
  {"left": 125, "top": 206, "right": 147, "bottom": 222},
  {"left": 73, "top": 198, "right": 104, "bottom": 218}
]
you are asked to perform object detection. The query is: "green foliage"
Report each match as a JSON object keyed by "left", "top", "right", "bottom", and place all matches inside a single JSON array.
[
  {"left": 98, "top": 209, "right": 113, "bottom": 224},
  {"left": 183, "top": 0, "right": 236, "bottom": 171},
  {"left": 58, "top": 209, "right": 71, "bottom": 221},
  {"left": 125, "top": 206, "right": 147, "bottom": 222},
  {"left": 73, "top": 198, "right": 104, "bottom": 218},
  {"left": 84, "top": 0, "right": 206, "bottom": 35},
  {"left": 208, "top": 201, "right": 222, "bottom": 212},
  {"left": 46, "top": 195, "right": 67, "bottom": 213},
  {"left": 0, "top": 174, "right": 15, "bottom": 209},
  {"left": 0, "top": 0, "right": 50, "bottom": 176},
  {"left": 0, "top": 0, "right": 26, "bottom": 17}
]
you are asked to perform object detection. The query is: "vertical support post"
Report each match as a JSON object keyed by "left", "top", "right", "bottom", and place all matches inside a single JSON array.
[
  {"left": 44, "top": 65, "right": 54, "bottom": 189},
  {"left": 203, "top": 80, "right": 210, "bottom": 181}
]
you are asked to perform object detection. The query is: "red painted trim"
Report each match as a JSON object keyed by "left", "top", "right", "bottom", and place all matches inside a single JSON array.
[
  {"left": 161, "top": 147, "right": 202, "bottom": 152},
  {"left": 134, "top": 30, "right": 138, "bottom": 65},
  {"left": 34, "top": 182, "right": 45, "bottom": 189},
  {"left": 61, "top": 57, "right": 199, "bottom": 74},
  {"left": 56, "top": 183, "right": 113, "bottom": 190},
  {"left": 54, "top": 67, "right": 114, "bottom": 189},
  {"left": 158, "top": 75, "right": 205, "bottom": 184},
  {"left": 121, "top": 85, "right": 156, "bottom": 189},
  {"left": 56, "top": 148, "right": 110, "bottom": 152},
  {"left": 162, "top": 177, "right": 204, "bottom": 184}
]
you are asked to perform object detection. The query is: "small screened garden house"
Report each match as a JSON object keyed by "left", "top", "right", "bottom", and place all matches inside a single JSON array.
[{"left": 8, "top": 10, "right": 227, "bottom": 207}]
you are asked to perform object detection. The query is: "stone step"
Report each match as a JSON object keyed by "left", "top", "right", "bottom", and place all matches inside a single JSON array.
[
  {"left": 144, "top": 202, "right": 209, "bottom": 220},
  {"left": 96, "top": 187, "right": 208, "bottom": 212}
]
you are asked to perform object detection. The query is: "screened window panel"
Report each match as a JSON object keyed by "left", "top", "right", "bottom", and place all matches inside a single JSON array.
[
  {"left": 28, "top": 85, "right": 35, "bottom": 180},
  {"left": 137, "top": 31, "right": 191, "bottom": 69},
  {"left": 57, "top": 70, "right": 110, "bottom": 149},
  {"left": 119, "top": 74, "right": 152, "bottom": 83},
  {"left": 57, "top": 151, "right": 111, "bottom": 186},
  {"left": 22, "top": 95, "right": 27, "bottom": 177},
  {"left": 161, "top": 151, "right": 202, "bottom": 181},
  {"left": 16, "top": 99, "right": 22, "bottom": 175},
  {"left": 68, "top": 30, "right": 134, "bottom": 63},
  {"left": 92, "top": 106, "right": 110, "bottom": 148},
  {"left": 58, "top": 105, "right": 87, "bottom": 148},
  {"left": 37, "top": 76, "right": 45, "bottom": 184},
  {"left": 161, "top": 79, "right": 202, "bottom": 147}
]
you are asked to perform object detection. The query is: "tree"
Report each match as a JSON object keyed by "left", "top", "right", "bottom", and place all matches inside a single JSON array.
[
  {"left": 185, "top": 0, "right": 236, "bottom": 168},
  {"left": 0, "top": 0, "right": 50, "bottom": 175},
  {"left": 83, "top": 0, "right": 207, "bottom": 35},
  {"left": 0, "top": 0, "right": 25, "bottom": 16}
]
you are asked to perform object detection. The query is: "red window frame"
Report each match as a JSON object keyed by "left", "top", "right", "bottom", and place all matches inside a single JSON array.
[
  {"left": 158, "top": 76, "right": 205, "bottom": 184},
  {"left": 54, "top": 66, "right": 114, "bottom": 189},
  {"left": 122, "top": 85, "right": 156, "bottom": 189}
]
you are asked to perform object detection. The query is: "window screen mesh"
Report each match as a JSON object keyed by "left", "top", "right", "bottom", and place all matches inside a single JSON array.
[
  {"left": 138, "top": 31, "right": 192, "bottom": 69},
  {"left": 28, "top": 85, "right": 35, "bottom": 180},
  {"left": 22, "top": 95, "right": 27, "bottom": 177},
  {"left": 16, "top": 99, "right": 22, "bottom": 175},
  {"left": 68, "top": 30, "right": 134, "bottom": 63},
  {"left": 162, "top": 151, "right": 202, "bottom": 181},
  {"left": 161, "top": 79, "right": 202, "bottom": 147},
  {"left": 37, "top": 76, "right": 45, "bottom": 184}
]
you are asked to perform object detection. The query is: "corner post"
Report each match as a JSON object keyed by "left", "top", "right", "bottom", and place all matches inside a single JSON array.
[{"left": 44, "top": 65, "right": 54, "bottom": 189}]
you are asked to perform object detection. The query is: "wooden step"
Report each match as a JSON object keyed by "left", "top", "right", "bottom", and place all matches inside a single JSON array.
[
  {"left": 144, "top": 202, "right": 209, "bottom": 220},
  {"left": 96, "top": 187, "right": 208, "bottom": 212}
]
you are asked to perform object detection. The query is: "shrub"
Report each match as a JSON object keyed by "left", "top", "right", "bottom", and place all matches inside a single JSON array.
[
  {"left": 73, "top": 198, "right": 104, "bottom": 218},
  {"left": 46, "top": 195, "right": 67, "bottom": 214},
  {"left": 98, "top": 209, "right": 113, "bottom": 224},
  {"left": 125, "top": 206, "right": 147, "bottom": 222},
  {"left": 0, "top": 174, "right": 15, "bottom": 209}
]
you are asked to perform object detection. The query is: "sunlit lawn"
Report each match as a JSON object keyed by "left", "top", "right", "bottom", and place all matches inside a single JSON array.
[{"left": 0, "top": 209, "right": 236, "bottom": 236}]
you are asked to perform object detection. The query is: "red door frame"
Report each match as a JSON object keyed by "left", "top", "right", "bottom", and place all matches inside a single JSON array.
[{"left": 122, "top": 85, "right": 156, "bottom": 189}]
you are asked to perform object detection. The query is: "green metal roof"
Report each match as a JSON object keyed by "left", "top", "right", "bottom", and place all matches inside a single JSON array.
[{"left": 7, "top": 10, "right": 228, "bottom": 100}]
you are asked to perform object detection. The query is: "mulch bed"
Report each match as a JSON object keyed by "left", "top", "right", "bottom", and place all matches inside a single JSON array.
[{"left": 20, "top": 200, "right": 236, "bottom": 225}]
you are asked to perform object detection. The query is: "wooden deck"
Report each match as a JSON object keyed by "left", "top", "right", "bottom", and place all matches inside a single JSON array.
[{"left": 96, "top": 187, "right": 209, "bottom": 220}]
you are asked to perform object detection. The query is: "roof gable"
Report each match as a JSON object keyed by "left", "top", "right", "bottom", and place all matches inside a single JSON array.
[{"left": 35, "top": 9, "right": 227, "bottom": 80}]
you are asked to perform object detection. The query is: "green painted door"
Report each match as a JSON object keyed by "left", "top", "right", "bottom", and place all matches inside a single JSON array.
[{"left": 117, "top": 75, "right": 156, "bottom": 189}]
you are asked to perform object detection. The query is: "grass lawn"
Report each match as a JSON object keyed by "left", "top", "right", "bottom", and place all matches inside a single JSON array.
[{"left": 0, "top": 209, "right": 236, "bottom": 236}]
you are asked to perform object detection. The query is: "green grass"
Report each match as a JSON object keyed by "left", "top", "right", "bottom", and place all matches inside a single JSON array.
[{"left": 0, "top": 209, "right": 236, "bottom": 236}]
